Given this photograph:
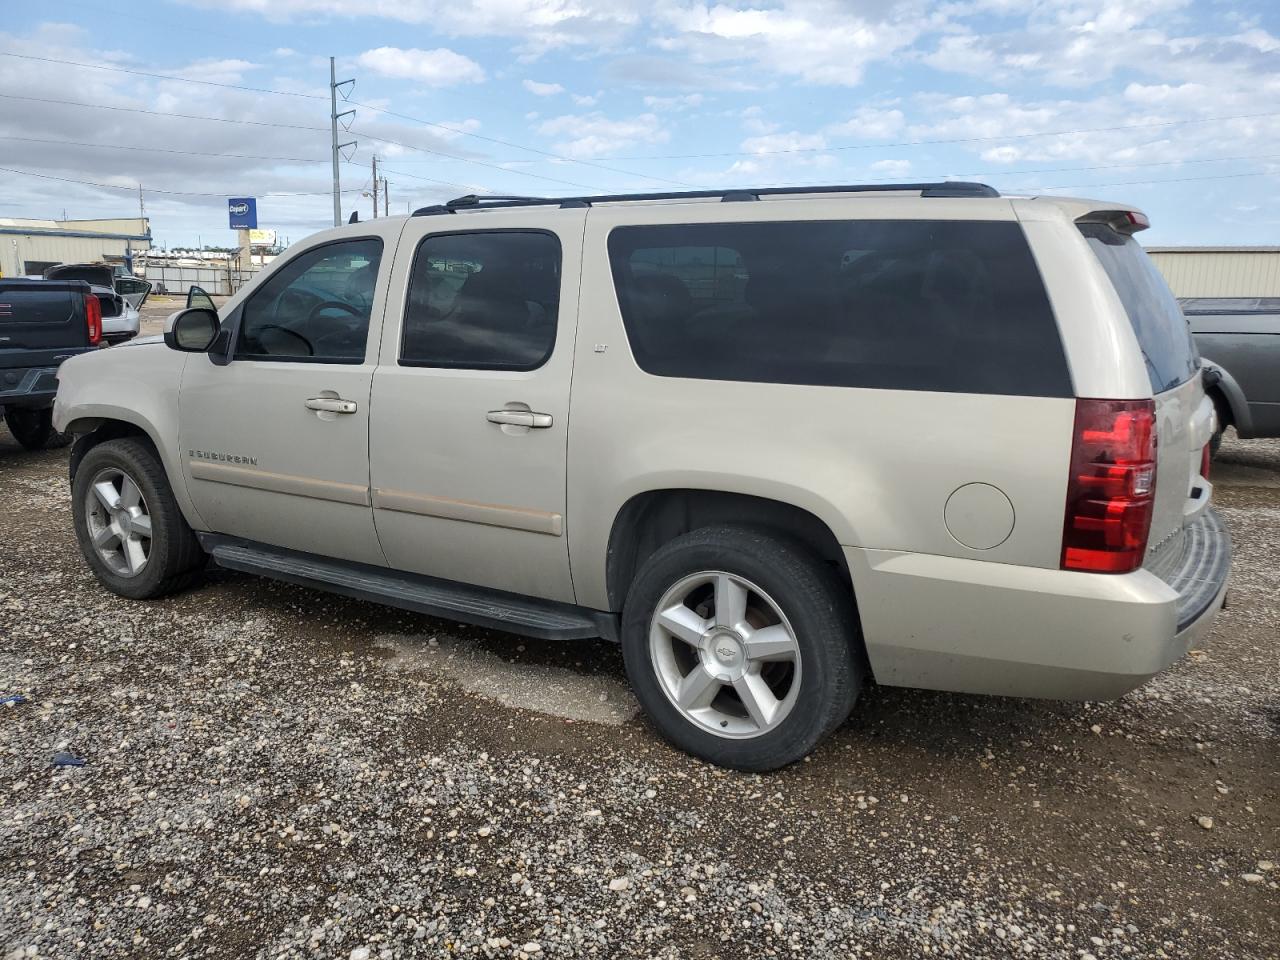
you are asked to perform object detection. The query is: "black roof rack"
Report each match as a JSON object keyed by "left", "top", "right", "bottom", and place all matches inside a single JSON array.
[{"left": 411, "top": 181, "right": 999, "bottom": 216}]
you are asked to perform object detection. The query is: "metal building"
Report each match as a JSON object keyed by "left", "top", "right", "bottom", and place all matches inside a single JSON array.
[
  {"left": 0, "top": 217, "right": 152, "bottom": 277},
  {"left": 1146, "top": 246, "right": 1280, "bottom": 298}
]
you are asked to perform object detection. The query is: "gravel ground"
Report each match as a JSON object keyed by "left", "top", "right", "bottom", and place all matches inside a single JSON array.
[{"left": 1, "top": 423, "right": 1277, "bottom": 960}]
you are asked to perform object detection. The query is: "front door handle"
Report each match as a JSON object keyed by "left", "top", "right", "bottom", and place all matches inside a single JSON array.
[
  {"left": 486, "top": 409, "right": 553, "bottom": 429},
  {"left": 305, "top": 397, "right": 357, "bottom": 415}
]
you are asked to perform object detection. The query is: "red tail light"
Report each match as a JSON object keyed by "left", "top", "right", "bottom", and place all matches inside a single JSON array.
[
  {"left": 1201, "top": 442, "right": 1211, "bottom": 480},
  {"left": 1061, "top": 398, "right": 1157, "bottom": 573},
  {"left": 84, "top": 293, "right": 102, "bottom": 346}
]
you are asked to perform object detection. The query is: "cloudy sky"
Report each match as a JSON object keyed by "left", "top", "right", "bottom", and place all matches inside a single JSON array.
[{"left": 1, "top": 0, "right": 1277, "bottom": 248}]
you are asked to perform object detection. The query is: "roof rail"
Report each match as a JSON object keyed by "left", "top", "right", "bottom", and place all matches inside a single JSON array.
[{"left": 411, "top": 181, "right": 999, "bottom": 216}]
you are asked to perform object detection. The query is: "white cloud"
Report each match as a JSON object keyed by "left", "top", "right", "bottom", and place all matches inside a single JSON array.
[
  {"left": 355, "top": 46, "right": 485, "bottom": 85},
  {"left": 523, "top": 79, "right": 564, "bottom": 96},
  {"left": 653, "top": 1, "right": 930, "bottom": 87},
  {"left": 740, "top": 131, "right": 827, "bottom": 154},
  {"left": 430, "top": 118, "right": 483, "bottom": 142},
  {"left": 644, "top": 93, "right": 705, "bottom": 111},
  {"left": 537, "top": 112, "right": 667, "bottom": 158},
  {"left": 572, "top": 93, "right": 599, "bottom": 107},
  {"left": 870, "top": 158, "right": 912, "bottom": 176},
  {"left": 826, "top": 108, "right": 906, "bottom": 140},
  {"left": 199, "top": 0, "right": 646, "bottom": 56}
]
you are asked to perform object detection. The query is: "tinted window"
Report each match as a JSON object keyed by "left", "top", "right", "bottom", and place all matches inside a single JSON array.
[
  {"left": 401, "top": 231, "right": 560, "bottom": 370},
  {"left": 237, "top": 238, "right": 382, "bottom": 363},
  {"left": 1079, "top": 224, "right": 1198, "bottom": 392},
  {"left": 608, "top": 220, "right": 1071, "bottom": 397}
]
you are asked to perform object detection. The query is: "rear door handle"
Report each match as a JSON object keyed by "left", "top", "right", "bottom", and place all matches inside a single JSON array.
[
  {"left": 486, "top": 409, "right": 553, "bottom": 429},
  {"left": 305, "top": 397, "right": 357, "bottom": 414}
]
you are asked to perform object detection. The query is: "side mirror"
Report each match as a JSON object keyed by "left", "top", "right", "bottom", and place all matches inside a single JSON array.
[{"left": 164, "top": 307, "right": 220, "bottom": 352}]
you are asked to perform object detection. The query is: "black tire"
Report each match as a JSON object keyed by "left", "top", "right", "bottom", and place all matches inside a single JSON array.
[
  {"left": 4, "top": 406, "right": 68, "bottom": 451},
  {"left": 1208, "top": 394, "right": 1230, "bottom": 457},
  {"left": 621, "top": 525, "right": 862, "bottom": 771},
  {"left": 71, "top": 438, "right": 205, "bottom": 599}
]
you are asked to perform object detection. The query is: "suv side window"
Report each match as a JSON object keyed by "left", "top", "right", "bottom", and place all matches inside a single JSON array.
[
  {"left": 236, "top": 238, "right": 383, "bottom": 363},
  {"left": 401, "top": 231, "right": 560, "bottom": 370},
  {"left": 608, "top": 220, "right": 1072, "bottom": 397}
]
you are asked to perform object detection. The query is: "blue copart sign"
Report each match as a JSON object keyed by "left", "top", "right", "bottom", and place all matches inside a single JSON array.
[{"left": 228, "top": 197, "right": 257, "bottom": 229}]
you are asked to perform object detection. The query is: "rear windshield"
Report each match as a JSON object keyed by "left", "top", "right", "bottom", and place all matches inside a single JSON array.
[
  {"left": 1078, "top": 223, "right": 1198, "bottom": 392},
  {"left": 607, "top": 219, "right": 1072, "bottom": 397}
]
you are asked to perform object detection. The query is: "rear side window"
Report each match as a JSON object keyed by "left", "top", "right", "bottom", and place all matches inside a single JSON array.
[
  {"left": 607, "top": 220, "right": 1071, "bottom": 397},
  {"left": 1079, "top": 223, "right": 1198, "bottom": 392},
  {"left": 401, "top": 231, "right": 561, "bottom": 370}
]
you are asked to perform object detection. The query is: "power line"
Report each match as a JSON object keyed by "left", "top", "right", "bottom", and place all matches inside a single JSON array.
[
  {"left": 0, "top": 165, "right": 362, "bottom": 198},
  {"left": 0, "top": 93, "right": 332, "bottom": 134},
  {"left": 347, "top": 100, "right": 698, "bottom": 188},
  {"left": 0, "top": 52, "right": 327, "bottom": 100},
  {"left": 606, "top": 111, "right": 1280, "bottom": 160},
  {"left": 347, "top": 127, "right": 602, "bottom": 190},
  {"left": 0, "top": 134, "right": 330, "bottom": 164},
  {"left": 0, "top": 92, "right": 588, "bottom": 192},
  {"left": 376, "top": 166, "right": 494, "bottom": 194},
  {"left": 1005, "top": 170, "right": 1276, "bottom": 192},
  {"left": 10, "top": 51, "right": 1279, "bottom": 186},
  {"left": 754, "top": 151, "right": 1280, "bottom": 190},
  {"left": 0, "top": 51, "right": 694, "bottom": 188}
]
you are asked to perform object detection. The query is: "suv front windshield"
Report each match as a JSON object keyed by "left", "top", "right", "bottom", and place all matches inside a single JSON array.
[{"left": 1078, "top": 223, "right": 1198, "bottom": 393}]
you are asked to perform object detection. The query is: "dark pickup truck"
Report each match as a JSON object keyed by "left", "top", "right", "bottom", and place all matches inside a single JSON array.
[
  {"left": 0, "top": 279, "right": 102, "bottom": 450},
  {"left": 1182, "top": 297, "right": 1280, "bottom": 452}
]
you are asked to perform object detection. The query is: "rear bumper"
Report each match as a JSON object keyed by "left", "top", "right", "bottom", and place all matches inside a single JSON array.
[
  {"left": 101, "top": 314, "right": 139, "bottom": 342},
  {"left": 846, "top": 508, "right": 1232, "bottom": 701},
  {"left": 0, "top": 366, "right": 60, "bottom": 409}
]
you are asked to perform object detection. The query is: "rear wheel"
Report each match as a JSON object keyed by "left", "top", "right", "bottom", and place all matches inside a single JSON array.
[
  {"left": 4, "top": 407, "right": 68, "bottom": 451},
  {"left": 621, "top": 526, "right": 861, "bottom": 771},
  {"left": 71, "top": 439, "right": 205, "bottom": 599},
  {"left": 1209, "top": 394, "right": 1231, "bottom": 457}
]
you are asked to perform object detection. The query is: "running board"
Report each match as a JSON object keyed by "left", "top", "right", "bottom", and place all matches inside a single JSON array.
[{"left": 200, "top": 535, "right": 617, "bottom": 642}]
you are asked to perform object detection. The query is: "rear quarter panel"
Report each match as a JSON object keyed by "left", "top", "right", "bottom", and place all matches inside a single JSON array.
[{"left": 568, "top": 197, "right": 1079, "bottom": 611}]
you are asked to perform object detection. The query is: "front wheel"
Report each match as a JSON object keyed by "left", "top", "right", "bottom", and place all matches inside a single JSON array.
[
  {"left": 71, "top": 438, "right": 205, "bottom": 599},
  {"left": 621, "top": 526, "right": 862, "bottom": 771}
]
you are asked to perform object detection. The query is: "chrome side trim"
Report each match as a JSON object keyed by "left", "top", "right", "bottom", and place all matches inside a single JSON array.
[
  {"left": 189, "top": 461, "right": 370, "bottom": 506},
  {"left": 372, "top": 487, "right": 564, "bottom": 537}
]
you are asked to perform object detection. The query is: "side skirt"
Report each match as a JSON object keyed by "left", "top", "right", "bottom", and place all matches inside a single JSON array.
[{"left": 198, "top": 534, "right": 619, "bottom": 642}]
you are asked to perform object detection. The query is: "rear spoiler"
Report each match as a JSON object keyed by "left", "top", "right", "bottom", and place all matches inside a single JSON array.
[{"left": 1075, "top": 209, "right": 1150, "bottom": 235}]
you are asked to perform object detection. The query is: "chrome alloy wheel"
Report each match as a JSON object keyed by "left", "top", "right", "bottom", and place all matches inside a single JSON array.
[
  {"left": 83, "top": 467, "right": 152, "bottom": 578},
  {"left": 648, "top": 571, "right": 802, "bottom": 739}
]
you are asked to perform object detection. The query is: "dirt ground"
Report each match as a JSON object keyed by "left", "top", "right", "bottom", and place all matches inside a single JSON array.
[{"left": 1, "top": 397, "right": 1276, "bottom": 958}]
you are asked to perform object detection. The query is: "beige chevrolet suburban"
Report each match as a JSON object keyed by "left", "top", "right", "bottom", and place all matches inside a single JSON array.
[{"left": 53, "top": 182, "right": 1231, "bottom": 770}]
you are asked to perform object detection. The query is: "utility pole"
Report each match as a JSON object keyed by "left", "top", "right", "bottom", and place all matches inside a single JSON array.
[
  {"left": 372, "top": 155, "right": 379, "bottom": 218},
  {"left": 329, "top": 57, "right": 356, "bottom": 227},
  {"left": 382, "top": 178, "right": 389, "bottom": 217},
  {"left": 138, "top": 183, "right": 145, "bottom": 224}
]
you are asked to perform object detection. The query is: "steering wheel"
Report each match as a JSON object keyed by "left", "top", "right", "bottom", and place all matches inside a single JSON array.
[
  {"left": 307, "top": 300, "right": 363, "bottom": 323},
  {"left": 256, "top": 324, "right": 314, "bottom": 357}
]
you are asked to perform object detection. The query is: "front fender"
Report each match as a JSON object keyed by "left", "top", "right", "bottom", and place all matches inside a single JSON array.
[{"left": 53, "top": 347, "right": 209, "bottom": 531}]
